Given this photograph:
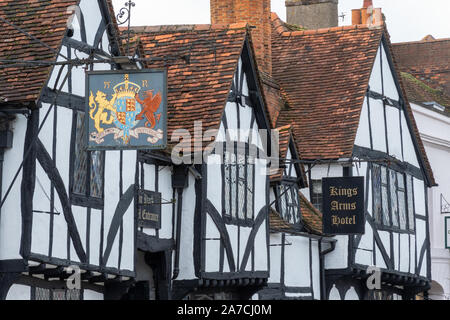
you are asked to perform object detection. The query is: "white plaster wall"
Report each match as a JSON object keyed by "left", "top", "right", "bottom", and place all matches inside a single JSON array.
[
  {"left": 0, "top": 116, "right": 27, "bottom": 260},
  {"left": 177, "top": 173, "right": 197, "bottom": 280},
  {"left": 83, "top": 290, "right": 104, "bottom": 300},
  {"left": 268, "top": 233, "right": 282, "bottom": 284},
  {"left": 284, "top": 236, "right": 310, "bottom": 288},
  {"left": 6, "top": 285, "right": 30, "bottom": 300}
]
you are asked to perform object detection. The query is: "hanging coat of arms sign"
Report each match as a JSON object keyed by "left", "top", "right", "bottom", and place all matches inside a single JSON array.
[{"left": 86, "top": 70, "right": 167, "bottom": 150}]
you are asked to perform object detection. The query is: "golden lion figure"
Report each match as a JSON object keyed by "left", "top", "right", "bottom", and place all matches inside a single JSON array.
[{"left": 89, "top": 91, "right": 117, "bottom": 133}]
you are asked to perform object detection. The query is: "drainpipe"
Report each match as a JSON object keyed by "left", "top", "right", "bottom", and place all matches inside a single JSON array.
[
  {"left": 319, "top": 238, "right": 337, "bottom": 300},
  {"left": 171, "top": 166, "right": 189, "bottom": 280},
  {"left": 172, "top": 188, "right": 183, "bottom": 280}
]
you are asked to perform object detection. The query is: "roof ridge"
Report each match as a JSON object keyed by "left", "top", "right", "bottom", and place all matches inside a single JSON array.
[
  {"left": 128, "top": 22, "right": 248, "bottom": 34},
  {"left": 279, "top": 24, "right": 382, "bottom": 37}
]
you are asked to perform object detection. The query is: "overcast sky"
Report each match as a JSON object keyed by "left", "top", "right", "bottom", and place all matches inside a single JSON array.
[{"left": 112, "top": 0, "right": 450, "bottom": 43}]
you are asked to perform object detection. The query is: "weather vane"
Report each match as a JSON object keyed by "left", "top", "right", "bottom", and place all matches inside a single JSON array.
[
  {"left": 117, "top": 0, "right": 136, "bottom": 56},
  {"left": 339, "top": 12, "right": 346, "bottom": 22}
]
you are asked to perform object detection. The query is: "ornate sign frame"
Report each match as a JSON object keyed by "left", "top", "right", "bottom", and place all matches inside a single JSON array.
[{"left": 85, "top": 69, "right": 167, "bottom": 151}]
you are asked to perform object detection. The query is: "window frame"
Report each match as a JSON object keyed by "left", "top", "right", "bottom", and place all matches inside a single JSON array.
[
  {"left": 371, "top": 163, "right": 415, "bottom": 233},
  {"left": 69, "top": 110, "right": 105, "bottom": 210},
  {"left": 310, "top": 179, "right": 323, "bottom": 213}
]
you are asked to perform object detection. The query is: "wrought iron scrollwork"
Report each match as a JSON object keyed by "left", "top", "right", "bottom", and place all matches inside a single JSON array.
[
  {"left": 116, "top": 1, "right": 136, "bottom": 56},
  {"left": 117, "top": 1, "right": 135, "bottom": 25}
]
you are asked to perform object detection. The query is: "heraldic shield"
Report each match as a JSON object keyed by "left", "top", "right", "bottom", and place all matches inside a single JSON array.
[{"left": 86, "top": 70, "right": 167, "bottom": 150}]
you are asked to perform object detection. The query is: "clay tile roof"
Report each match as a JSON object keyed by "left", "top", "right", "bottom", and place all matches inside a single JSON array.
[
  {"left": 393, "top": 37, "right": 450, "bottom": 96},
  {"left": 269, "top": 208, "right": 293, "bottom": 232},
  {"left": 128, "top": 24, "right": 249, "bottom": 152},
  {"left": 269, "top": 191, "right": 324, "bottom": 236},
  {"left": 271, "top": 13, "right": 383, "bottom": 161},
  {"left": 0, "top": 0, "right": 80, "bottom": 105},
  {"left": 401, "top": 72, "right": 450, "bottom": 113},
  {"left": 270, "top": 13, "right": 436, "bottom": 187},
  {"left": 0, "top": 0, "right": 120, "bottom": 106},
  {"left": 299, "top": 191, "right": 323, "bottom": 235}
]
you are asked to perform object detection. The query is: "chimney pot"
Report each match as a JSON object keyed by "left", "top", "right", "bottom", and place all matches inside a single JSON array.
[{"left": 363, "top": 0, "right": 373, "bottom": 8}]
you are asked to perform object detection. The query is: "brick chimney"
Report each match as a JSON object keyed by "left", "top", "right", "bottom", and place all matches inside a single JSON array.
[
  {"left": 352, "top": 0, "right": 383, "bottom": 26},
  {"left": 210, "top": 0, "right": 272, "bottom": 75},
  {"left": 285, "top": 0, "right": 338, "bottom": 30}
]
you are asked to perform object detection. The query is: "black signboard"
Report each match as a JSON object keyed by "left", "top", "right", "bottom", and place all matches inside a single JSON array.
[
  {"left": 137, "top": 190, "right": 162, "bottom": 229},
  {"left": 322, "top": 177, "right": 365, "bottom": 235}
]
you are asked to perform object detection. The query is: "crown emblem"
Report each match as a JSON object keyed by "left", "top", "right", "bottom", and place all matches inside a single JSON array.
[{"left": 113, "top": 74, "right": 141, "bottom": 98}]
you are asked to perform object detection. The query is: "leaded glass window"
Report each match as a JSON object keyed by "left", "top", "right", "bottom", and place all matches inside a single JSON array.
[
  {"left": 397, "top": 173, "right": 407, "bottom": 230},
  {"left": 381, "top": 167, "right": 390, "bottom": 226},
  {"left": 223, "top": 147, "right": 255, "bottom": 221},
  {"left": 390, "top": 169, "right": 399, "bottom": 227},
  {"left": 279, "top": 183, "right": 301, "bottom": 225},
  {"left": 372, "top": 165, "right": 382, "bottom": 224},
  {"left": 34, "top": 287, "right": 81, "bottom": 300},
  {"left": 311, "top": 180, "right": 323, "bottom": 212},
  {"left": 372, "top": 165, "right": 413, "bottom": 231},
  {"left": 72, "top": 111, "right": 104, "bottom": 202},
  {"left": 73, "top": 112, "right": 88, "bottom": 195},
  {"left": 406, "top": 175, "right": 415, "bottom": 231}
]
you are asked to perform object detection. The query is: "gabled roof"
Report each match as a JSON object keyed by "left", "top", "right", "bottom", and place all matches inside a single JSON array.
[
  {"left": 0, "top": 0, "right": 119, "bottom": 106},
  {"left": 270, "top": 13, "right": 436, "bottom": 187},
  {"left": 272, "top": 13, "right": 382, "bottom": 160},
  {"left": 128, "top": 23, "right": 259, "bottom": 152},
  {"left": 0, "top": 0, "right": 78, "bottom": 105}
]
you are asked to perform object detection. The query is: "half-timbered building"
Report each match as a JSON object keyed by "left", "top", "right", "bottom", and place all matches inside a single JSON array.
[
  {"left": 271, "top": 2, "right": 436, "bottom": 300},
  {"left": 129, "top": 23, "right": 275, "bottom": 300},
  {"left": 257, "top": 125, "right": 335, "bottom": 300},
  {"left": 0, "top": 0, "right": 141, "bottom": 300}
]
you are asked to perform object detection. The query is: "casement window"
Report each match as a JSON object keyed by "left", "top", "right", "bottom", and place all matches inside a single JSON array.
[
  {"left": 310, "top": 180, "right": 323, "bottom": 212},
  {"left": 223, "top": 147, "right": 255, "bottom": 222},
  {"left": 278, "top": 182, "right": 301, "bottom": 225},
  {"left": 372, "top": 164, "right": 415, "bottom": 231},
  {"left": 70, "top": 111, "right": 104, "bottom": 208}
]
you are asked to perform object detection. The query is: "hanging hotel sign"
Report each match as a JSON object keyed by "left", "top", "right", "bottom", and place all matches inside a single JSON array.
[
  {"left": 322, "top": 177, "right": 365, "bottom": 235},
  {"left": 137, "top": 190, "right": 162, "bottom": 229},
  {"left": 445, "top": 217, "right": 450, "bottom": 249},
  {"left": 86, "top": 70, "right": 167, "bottom": 150}
]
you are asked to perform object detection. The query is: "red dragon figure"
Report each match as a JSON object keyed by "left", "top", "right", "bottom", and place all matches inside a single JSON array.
[{"left": 135, "top": 90, "right": 162, "bottom": 129}]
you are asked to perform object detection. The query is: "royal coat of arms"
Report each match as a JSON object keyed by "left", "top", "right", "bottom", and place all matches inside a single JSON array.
[{"left": 86, "top": 71, "right": 167, "bottom": 150}]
